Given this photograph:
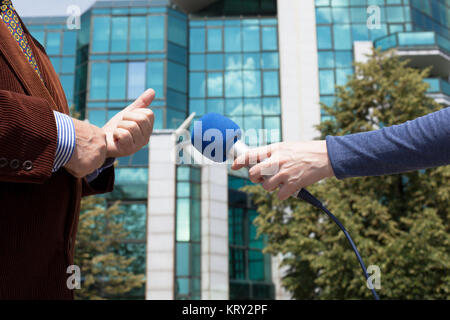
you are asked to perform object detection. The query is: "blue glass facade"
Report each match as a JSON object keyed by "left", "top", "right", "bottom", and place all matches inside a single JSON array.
[
  {"left": 25, "top": 17, "right": 77, "bottom": 108},
  {"left": 228, "top": 176, "right": 274, "bottom": 299},
  {"left": 188, "top": 17, "right": 282, "bottom": 146},
  {"left": 315, "top": 0, "right": 450, "bottom": 120},
  {"left": 175, "top": 165, "right": 202, "bottom": 299}
]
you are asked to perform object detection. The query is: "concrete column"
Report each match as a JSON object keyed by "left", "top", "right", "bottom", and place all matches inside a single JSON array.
[
  {"left": 271, "top": 254, "right": 292, "bottom": 300},
  {"left": 146, "top": 131, "right": 177, "bottom": 300},
  {"left": 277, "top": 0, "right": 321, "bottom": 142},
  {"left": 201, "top": 163, "right": 229, "bottom": 300},
  {"left": 354, "top": 41, "right": 374, "bottom": 64}
]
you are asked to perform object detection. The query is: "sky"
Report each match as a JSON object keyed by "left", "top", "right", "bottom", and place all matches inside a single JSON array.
[{"left": 13, "top": 0, "right": 99, "bottom": 17}]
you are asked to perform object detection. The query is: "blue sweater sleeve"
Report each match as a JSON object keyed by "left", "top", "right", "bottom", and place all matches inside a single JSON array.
[{"left": 326, "top": 107, "right": 450, "bottom": 179}]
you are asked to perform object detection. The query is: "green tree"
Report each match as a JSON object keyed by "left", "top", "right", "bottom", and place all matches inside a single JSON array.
[
  {"left": 74, "top": 196, "right": 145, "bottom": 300},
  {"left": 244, "top": 50, "right": 450, "bottom": 299}
]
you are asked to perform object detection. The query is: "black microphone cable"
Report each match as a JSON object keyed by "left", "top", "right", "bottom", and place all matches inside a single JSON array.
[{"left": 297, "top": 188, "right": 380, "bottom": 300}]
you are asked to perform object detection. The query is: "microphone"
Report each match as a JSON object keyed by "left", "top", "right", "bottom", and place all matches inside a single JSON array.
[{"left": 191, "top": 113, "right": 380, "bottom": 300}]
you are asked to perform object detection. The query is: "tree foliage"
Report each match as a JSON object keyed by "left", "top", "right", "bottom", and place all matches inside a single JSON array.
[
  {"left": 244, "top": 50, "right": 450, "bottom": 299},
  {"left": 74, "top": 196, "right": 145, "bottom": 300}
]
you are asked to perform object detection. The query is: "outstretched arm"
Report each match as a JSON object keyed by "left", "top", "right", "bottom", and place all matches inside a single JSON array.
[
  {"left": 232, "top": 107, "right": 450, "bottom": 200},
  {"left": 326, "top": 107, "right": 450, "bottom": 179}
]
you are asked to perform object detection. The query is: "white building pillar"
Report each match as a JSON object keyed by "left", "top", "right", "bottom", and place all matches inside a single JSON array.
[
  {"left": 146, "top": 131, "right": 177, "bottom": 300},
  {"left": 201, "top": 163, "right": 229, "bottom": 300},
  {"left": 277, "top": 0, "right": 321, "bottom": 142},
  {"left": 354, "top": 41, "right": 374, "bottom": 64},
  {"left": 271, "top": 254, "right": 292, "bottom": 300}
]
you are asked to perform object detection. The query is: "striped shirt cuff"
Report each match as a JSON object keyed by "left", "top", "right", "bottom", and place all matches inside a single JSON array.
[{"left": 52, "top": 111, "right": 76, "bottom": 173}]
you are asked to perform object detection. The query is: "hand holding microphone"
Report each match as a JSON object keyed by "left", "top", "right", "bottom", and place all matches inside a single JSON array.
[
  {"left": 191, "top": 113, "right": 379, "bottom": 300},
  {"left": 231, "top": 141, "right": 335, "bottom": 200}
]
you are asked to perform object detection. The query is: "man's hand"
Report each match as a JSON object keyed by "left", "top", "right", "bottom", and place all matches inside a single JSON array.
[
  {"left": 64, "top": 119, "right": 107, "bottom": 178},
  {"left": 231, "top": 141, "right": 335, "bottom": 200},
  {"left": 103, "top": 89, "right": 155, "bottom": 158}
]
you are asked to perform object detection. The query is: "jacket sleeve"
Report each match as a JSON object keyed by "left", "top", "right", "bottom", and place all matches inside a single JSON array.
[
  {"left": 0, "top": 89, "right": 57, "bottom": 184},
  {"left": 326, "top": 107, "right": 450, "bottom": 179},
  {"left": 81, "top": 165, "right": 115, "bottom": 197}
]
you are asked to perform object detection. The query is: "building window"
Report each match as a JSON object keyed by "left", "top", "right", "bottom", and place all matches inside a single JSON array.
[
  {"left": 189, "top": 17, "right": 282, "bottom": 147},
  {"left": 228, "top": 175, "right": 274, "bottom": 300},
  {"left": 175, "top": 165, "right": 202, "bottom": 300}
]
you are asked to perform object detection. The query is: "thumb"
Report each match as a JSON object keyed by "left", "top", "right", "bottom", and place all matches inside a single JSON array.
[{"left": 127, "top": 88, "right": 156, "bottom": 111}]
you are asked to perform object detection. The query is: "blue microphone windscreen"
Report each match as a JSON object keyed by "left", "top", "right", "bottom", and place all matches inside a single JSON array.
[{"left": 191, "top": 113, "right": 242, "bottom": 162}]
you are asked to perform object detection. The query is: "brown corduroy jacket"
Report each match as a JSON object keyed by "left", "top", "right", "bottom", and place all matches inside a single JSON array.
[{"left": 0, "top": 14, "right": 115, "bottom": 299}]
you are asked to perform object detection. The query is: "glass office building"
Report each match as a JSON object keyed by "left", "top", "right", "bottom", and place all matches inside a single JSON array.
[
  {"left": 315, "top": 0, "right": 450, "bottom": 121},
  {"left": 23, "top": 0, "right": 449, "bottom": 300}
]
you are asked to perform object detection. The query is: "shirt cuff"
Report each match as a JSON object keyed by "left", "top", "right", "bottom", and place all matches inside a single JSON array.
[
  {"left": 85, "top": 157, "right": 116, "bottom": 183},
  {"left": 52, "top": 111, "right": 76, "bottom": 172}
]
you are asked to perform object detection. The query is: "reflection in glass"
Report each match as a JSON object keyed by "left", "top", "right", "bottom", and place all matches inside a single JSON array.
[
  {"left": 207, "top": 72, "right": 223, "bottom": 97},
  {"left": 207, "top": 99, "right": 224, "bottom": 114},
  {"left": 176, "top": 278, "right": 189, "bottom": 295},
  {"left": 243, "top": 53, "right": 260, "bottom": 69},
  {"left": 206, "top": 54, "right": 224, "bottom": 70},
  {"left": 190, "top": 28, "right": 205, "bottom": 53},
  {"left": 128, "top": 62, "right": 146, "bottom": 100},
  {"left": 176, "top": 243, "right": 190, "bottom": 277},
  {"left": 176, "top": 199, "right": 190, "bottom": 241},
  {"left": 111, "top": 17, "right": 128, "bottom": 52},
  {"left": 61, "top": 57, "right": 75, "bottom": 74},
  {"left": 263, "top": 71, "right": 279, "bottom": 96},
  {"left": 46, "top": 32, "right": 60, "bottom": 55},
  {"left": 130, "top": 16, "right": 147, "bottom": 52},
  {"left": 225, "top": 98, "right": 243, "bottom": 116},
  {"left": 225, "top": 71, "right": 243, "bottom": 97},
  {"left": 248, "top": 250, "right": 265, "bottom": 281},
  {"left": 207, "top": 28, "right": 223, "bottom": 52},
  {"left": 262, "top": 97, "right": 280, "bottom": 115},
  {"left": 189, "top": 99, "right": 206, "bottom": 116},
  {"left": 335, "top": 51, "right": 353, "bottom": 68},
  {"left": 334, "top": 24, "right": 351, "bottom": 50},
  {"left": 225, "top": 27, "right": 242, "bottom": 52},
  {"left": 50, "top": 57, "right": 60, "bottom": 73},
  {"left": 147, "top": 61, "right": 164, "bottom": 99},
  {"left": 90, "top": 62, "right": 108, "bottom": 100},
  {"left": 261, "top": 52, "right": 278, "bottom": 69},
  {"left": 177, "top": 166, "right": 190, "bottom": 180},
  {"left": 244, "top": 98, "right": 262, "bottom": 116},
  {"left": 318, "top": 51, "right": 335, "bottom": 68},
  {"left": 168, "top": 62, "right": 187, "bottom": 93},
  {"left": 148, "top": 15, "right": 165, "bottom": 51},
  {"left": 243, "top": 25, "right": 260, "bottom": 52},
  {"left": 225, "top": 53, "right": 243, "bottom": 70},
  {"left": 177, "top": 182, "right": 191, "bottom": 198},
  {"left": 262, "top": 26, "right": 277, "bottom": 50},
  {"left": 168, "top": 15, "right": 187, "bottom": 47},
  {"left": 92, "top": 16, "right": 110, "bottom": 52},
  {"left": 189, "top": 72, "right": 206, "bottom": 98},
  {"left": 319, "top": 70, "right": 335, "bottom": 95},
  {"left": 190, "top": 54, "right": 205, "bottom": 71},
  {"left": 336, "top": 68, "right": 353, "bottom": 86},
  {"left": 62, "top": 31, "right": 77, "bottom": 55},
  {"left": 109, "top": 62, "right": 126, "bottom": 100},
  {"left": 243, "top": 70, "right": 261, "bottom": 97},
  {"left": 317, "top": 26, "right": 332, "bottom": 49}
]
